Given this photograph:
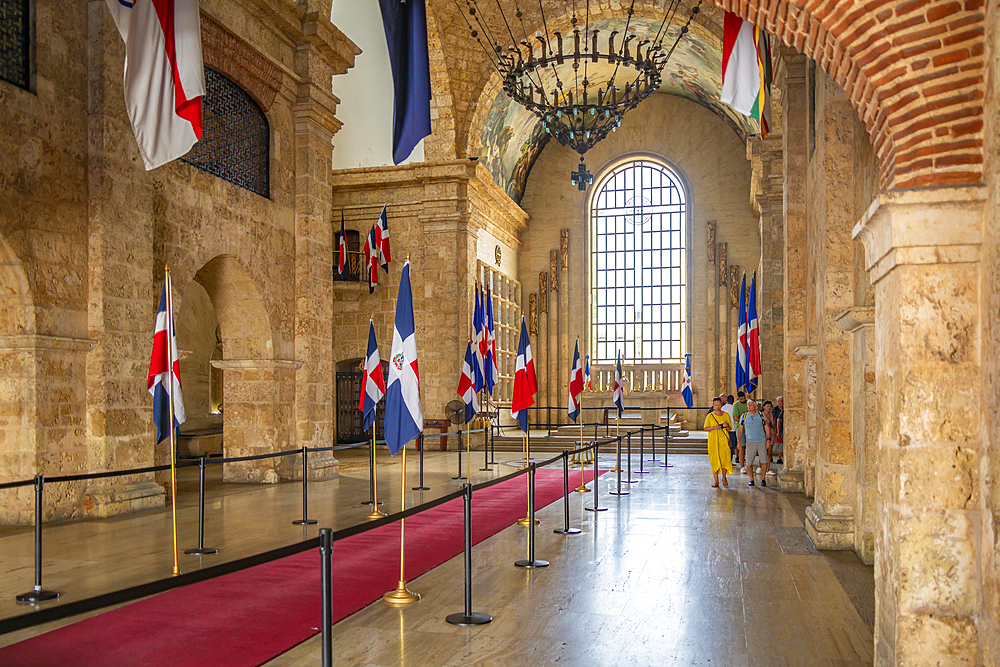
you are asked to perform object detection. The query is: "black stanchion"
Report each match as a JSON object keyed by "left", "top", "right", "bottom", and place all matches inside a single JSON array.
[
  {"left": 292, "top": 447, "right": 318, "bottom": 526},
  {"left": 489, "top": 419, "right": 496, "bottom": 466},
  {"left": 413, "top": 433, "right": 430, "bottom": 491},
  {"left": 185, "top": 456, "right": 218, "bottom": 556},
  {"left": 515, "top": 464, "right": 549, "bottom": 568},
  {"left": 585, "top": 443, "right": 607, "bottom": 512},
  {"left": 625, "top": 432, "right": 637, "bottom": 483},
  {"left": 649, "top": 423, "right": 658, "bottom": 462},
  {"left": 480, "top": 420, "right": 491, "bottom": 471},
  {"left": 553, "top": 452, "right": 581, "bottom": 535},
  {"left": 636, "top": 427, "right": 649, "bottom": 474},
  {"left": 319, "top": 527, "right": 333, "bottom": 667},
  {"left": 662, "top": 409, "right": 673, "bottom": 468},
  {"left": 453, "top": 429, "right": 466, "bottom": 480},
  {"left": 361, "top": 439, "right": 383, "bottom": 506},
  {"left": 16, "top": 475, "right": 59, "bottom": 603},
  {"left": 446, "top": 483, "right": 492, "bottom": 626},
  {"left": 610, "top": 436, "right": 629, "bottom": 496}
]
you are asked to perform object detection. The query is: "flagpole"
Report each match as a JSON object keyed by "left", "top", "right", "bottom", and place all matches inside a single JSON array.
[
  {"left": 384, "top": 443, "right": 419, "bottom": 603},
  {"left": 164, "top": 266, "right": 179, "bottom": 577},
  {"left": 517, "top": 429, "right": 538, "bottom": 526},
  {"left": 575, "top": 414, "right": 590, "bottom": 493},
  {"left": 366, "top": 426, "right": 385, "bottom": 519}
]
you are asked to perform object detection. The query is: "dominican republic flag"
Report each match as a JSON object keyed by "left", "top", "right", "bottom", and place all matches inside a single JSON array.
[
  {"left": 384, "top": 259, "right": 422, "bottom": 455},
  {"left": 568, "top": 340, "right": 584, "bottom": 423},
  {"left": 736, "top": 273, "right": 749, "bottom": 393},
  {"left": 363, "top": 225, "right": 379, "bottom": 294},
  {"left": 612, "top": 351, "right": 624, "bottom": 418},
  {"left": 471, "top": 284, "right": 485, "bottom": 392},
  {"left": 585, "top": 354, "right": 591, "bottom": 390},
  {"left": 358, "top": 320, "right": 385, "bottom": 432},
  {"left": 721, "top": 12, "right": 772, "bottom": 137},
  {"left": 147, "top": 275, "right": 186, "bottom": 444},
  {"left": 457, "top": 338, "right": 480, "bottom": 424},
  {"left": 337, "top": 210, "right": 347, "bottom": 275},
  {"left": 485, "top": 285, "right": 498, "bottom": 395},
  {"left": 104, "top": 0, "right": 205, "bottom": 171},
  {"left": 374, "top": 205, "right": 391, "bottom": 273},
  {"left": 510, "top": 315, "right": 537, "bottom": 432},
  {"left": 378, "top": 0, "right": 432, "bottom": 164},
  {"left": 681, "top": 354, "right": 693, "bottom": 408},
  {"left": 747, "top": 271, "right": 760, "bottom": 394}
]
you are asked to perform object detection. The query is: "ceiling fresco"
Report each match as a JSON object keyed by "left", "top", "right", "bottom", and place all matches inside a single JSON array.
[{"left": 478, "top": 17, "right": 760, "bottom": 203}]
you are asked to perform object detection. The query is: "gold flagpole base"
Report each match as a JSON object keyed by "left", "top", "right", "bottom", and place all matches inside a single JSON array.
[
  {"left": 366, "top": 508, "right": 387, "bottom": 520},
  {"left": 172, "top": 566, "right": 180, "bottom": 576},
  {"left": 575, "top": 483, "right": 592, "bottom": 494},
  {"left": 383, "top": 580, "right": 420, "bottom": 604},
  {"left": 517, "top": 515, "right": 540, "bottom": 526}
]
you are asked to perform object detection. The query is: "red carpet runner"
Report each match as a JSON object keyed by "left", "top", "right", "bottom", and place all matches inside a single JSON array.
[{"left": 2, "top": 467, "right": 599, "bottom": 667}]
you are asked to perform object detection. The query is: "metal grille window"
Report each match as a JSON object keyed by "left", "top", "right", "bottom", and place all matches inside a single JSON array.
[
  {"left": 0, "top": 0, "right": 31, "bottom": 90},
  {"left": 182, "top": 67, "right": 269, "bottom": 198},
  {"left": 590, "top": 159, "right": 687, "bottom": 364}
]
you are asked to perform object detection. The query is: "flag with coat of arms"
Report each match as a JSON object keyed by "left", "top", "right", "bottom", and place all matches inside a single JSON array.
[
  {"left": 358, "top": 320, "right": 385, "bottom": 432},
  {"left": 747, "top": 271, "right": 760, "bottom": 394},
  {"left": 681, "top": 354, "right": 693, "bottom": 408},
  {"left": 374, "top": 205, "right": 391, "bottom": 273},
  {"left": 457, "top": 338, "right": 480, "bottom": 423},
  {"left": 510, "top": 315, "right": 537, "bottom": 432},
  {"left": 484, "top": 285, "right": 498, "bottom": 395},
  {"left": 147, "top": 274, "right": 186, "bottom": 444},
  {"left": 384, "top": 259, "right": 422, "bottom": 455},
  {"left": 612, "top": 351, "right": 624, "bottom": 418},
  {"left": 568, "top": 340, "right": 583, "bottom": 423},
  {"left": 736, "top": 272, "right": 749, "bottom": 393}
]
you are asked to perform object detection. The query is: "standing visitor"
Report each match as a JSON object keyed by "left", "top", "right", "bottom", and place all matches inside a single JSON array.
[
  {"left": 762, "top": 400, "right": 776, "bottom": 464},
  {"left": 704, "top": 397, "right": 733, "bottom": 488},
  {"left": 722, "top": 395, "right": 736, "bottom": 465},
  {"left": 732, "top": 391, "right": 749, "bottom": 473},
  {"left": 738, "top": 400, "right": 770, "bottom": 487},
  {"left": 774, "top": 396, "right": 784, "bottom": 464}
]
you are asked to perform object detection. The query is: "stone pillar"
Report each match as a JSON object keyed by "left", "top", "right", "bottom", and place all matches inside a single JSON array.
[
  {"left": 536, "top": 273, "right": 548, "bottom": 427},
  {"left": 834, "top": 306, "right": 876, "bottom": 565},
  {"left": 854, "top": 186, "right": 986, "bottom": 666},
  {"left": 559, "top": 230, "right": 570, "bottom": 425},
  {"left": 777, "top": 49, "right": 808, "bottom": 493},
  {"left": 717, "top": 243, "right": 728, "bottom": 394},
  {"left": 547, "top": 250, "right": 559, "bottom": 429},
  {"left": 752, "top": 139, "right": 785, "bottom": 401}
]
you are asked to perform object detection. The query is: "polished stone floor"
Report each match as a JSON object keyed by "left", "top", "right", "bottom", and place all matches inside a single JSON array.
[{"left": 0, "top": 447, "right": 875, "bottom": 666}]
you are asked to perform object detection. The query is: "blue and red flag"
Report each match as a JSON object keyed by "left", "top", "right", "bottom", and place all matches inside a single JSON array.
[
  {"left": 568, "top": 340, "right": 583, "bottom": 423},
  {"left": 147, "top": 275, "right": 186, "bottom": 444},
  {"left": 747, "top": 271, "right": 760, "bottom": 394},
  {"left": 378, "top": 0, "right": 432, "bottom": 164},
  {"left": 363, "top": 225, "right": 379, "bottom": 294},
  {"left": 358, "top": 320, "right": 385, "bottom": 432},
  {"left": 736, "top": 273, "right": 748, "bottom": 393},
  {"left": 484, "top": 284, "right": 497, "bottom": 395},
  {"left": 471, "top": 283, "right": 485, "bottom": 392},
  {"left": 510, "top": 315, "right": 537, "bottom": 432},
  {"left": 338, "top": 210, "right": 347, "bottom": 275},
  {"left": 681, "top": 354, "right": 693, "bottom": 408},
  {"left": 585, "top": 354, "right": 591, "bottom": 390},
  {"left": 612, "top": 350, "right": 624, "bottom": 418},
  {"left": 457, "top": 338, "right": 480, "bottom": 424},
  {"left": 374, "top": 205, "right": 391, "bottom": 273},
  {"left": 385, "top": 259, "right": 422, "bottom": 455}
]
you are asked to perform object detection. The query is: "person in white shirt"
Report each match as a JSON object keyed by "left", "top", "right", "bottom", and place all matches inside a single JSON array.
[{"left": 721, "top": 395, "right": 736, "bottom": 465}]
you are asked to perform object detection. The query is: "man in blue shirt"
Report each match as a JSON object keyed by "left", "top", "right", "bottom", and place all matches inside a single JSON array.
[{"left": 737, "top": 399, "right": 770, "bottom": 487}]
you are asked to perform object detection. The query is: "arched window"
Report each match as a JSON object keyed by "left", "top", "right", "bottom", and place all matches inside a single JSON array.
[
  {"left": 182, "top": 67, "right": 270, "bottom": 198},
  {"left": 590, "top": 158, "right": 687, "bottom": 364},
  {"left": 0, "top": 0, "right": 32, "bottom": 91}
]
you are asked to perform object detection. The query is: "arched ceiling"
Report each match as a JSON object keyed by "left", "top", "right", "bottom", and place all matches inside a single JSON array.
[{"left": 476, "top": 14, "right": 760, "bottom": 202}]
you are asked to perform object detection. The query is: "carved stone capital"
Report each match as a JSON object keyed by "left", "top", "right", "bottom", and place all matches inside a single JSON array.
[
  {"left": 794, "top": 345, "right": 818, "bottom": 360},
  {"left": 834, "top": 307, "right": 875, "bottom": 333}
]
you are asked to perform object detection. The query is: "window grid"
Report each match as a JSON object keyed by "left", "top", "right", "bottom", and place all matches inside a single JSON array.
[
  {"left": 0, "top": 0, "right": 30, "bottom": 90},
  {"left": 478, "top": 261, "right": 520, "bottom": 403},
  {"left": 590, "top": 160, "right": 686, "bottom": 364}
]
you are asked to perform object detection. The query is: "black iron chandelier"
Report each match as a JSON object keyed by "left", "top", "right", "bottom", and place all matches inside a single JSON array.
[{"left": 456, "top": 0, "right": 702, "bottom": 189}]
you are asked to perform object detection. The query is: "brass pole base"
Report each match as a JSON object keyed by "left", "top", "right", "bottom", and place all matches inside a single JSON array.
[
  {"left": 382, "top": 580, "right": 420, "bottom": 604},
  {"left": 365, "top": 508, "right": 387, "bottom": 520},
  {"left": 517, "top": 516, "right": 540, "bottom": 526},
  {"left": 574, "top": 485, "right": 592, "bottom": 493}
]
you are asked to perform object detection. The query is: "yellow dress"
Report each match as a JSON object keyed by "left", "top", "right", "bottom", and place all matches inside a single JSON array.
[{"left": 704, "top": 412, "right": 733, "bottom": 475}]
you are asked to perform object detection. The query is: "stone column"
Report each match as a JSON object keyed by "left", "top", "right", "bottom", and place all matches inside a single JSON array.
[
  {"left": 717, "top": 243, "right": 728, "bottom": 394},
  {"left": 536, "top": 273, "right": 548, "bottom": 427},
  {"left": 854, "top": 186, "right": 986, "bottom": 666},
  {"left": 752, "top": 139, "right": 785, "bottom": 401},
  {"left": 834, "top": 306, "right": 876, "bottom": 565},
  {"left": 777, "top": 49, "right": 808, "bottom": 493},
  {"left": 547, "top": 250, "right": 559, "bottom": 429},
  {"left": 559, "top": 230, "right": 570, "bottom": 425}
]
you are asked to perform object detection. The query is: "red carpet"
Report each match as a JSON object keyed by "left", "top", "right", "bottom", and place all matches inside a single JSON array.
[{"left": 1, "top": 468, "right": 599, "bottom": 667}]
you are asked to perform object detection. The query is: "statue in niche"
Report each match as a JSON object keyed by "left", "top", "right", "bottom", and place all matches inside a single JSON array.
[
  {"left": 539, "top": 272, "right": 548, "bottom": 314},
  {"left": 707, "top": 221, "right": 716, "bottom": 263},
  {"left": 549, "top": 250, "right": 559, "bottom": 292},
  {"left": 560, "top": 229, "right": 569, "bottom": 269},
  {"left": 718, "top": 242, "right": 728, "bottom": 287},
  {"left": 730, "top": 265, "right": 741, "bottom": 308},
  {"left": 529, "top": 295, "right": 538, "bottom": 335}
]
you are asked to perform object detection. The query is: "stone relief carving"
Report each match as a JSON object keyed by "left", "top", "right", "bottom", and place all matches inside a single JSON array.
[
  {"left": 718, "top": 242, "right": 728, "bottom": 287},
  {"left": 707, "top": 221, "right": 716, "bottom": 263},
  {"left": 730, "top": 265, "right": 741, "bottom": 308},
  {"left": 539, "top": 272, "right": 548, "bottom": 314},
  {"left": 550, "top": 250, "right": 559, "bottom": 292},
  {"left": 529, "top": 294, "right": 538, "bottom": 335},
  {"left": 560, "top": 229, "right": 569, "bottom": 269}
]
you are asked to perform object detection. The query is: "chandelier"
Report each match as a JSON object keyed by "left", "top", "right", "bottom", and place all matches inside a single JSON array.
[{"left": 457, "top": 0, "right": 702, "bottom": 189}]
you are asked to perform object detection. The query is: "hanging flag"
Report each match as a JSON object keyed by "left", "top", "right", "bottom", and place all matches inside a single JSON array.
[
  {"left": 147, "top": 275, "right": 186, "bottom": 444},
  {"left": 457, "top": 338, "right": 480, "bottom": 424},
  {"left": 384, "top": 259, "right": 422, "bottom": 455},
  {"left": 748, "top": 271, "right": 761, "bottom": 393},
  {"left": 612, "top": 350, "right": 624, "bottom": 418},
  {"left": 378, "top": 0, "right": 432, "bottom": 165},
  {"left": 104, "top": 0, "right": 205, "bottom": 171},
  {"left": 338, "top": 210, "right": 347, "bottom": 275},
  {"left": 358, "top": 320, "right": 386, "bottom": 432},
  {"left": 736, "top": 273, "right": 749, "bottom": 393},
  {"left": 485, "top": 284, "right": 498, "bottom": 395},
  {"left": 471, "top": 284, "right": 485, "bottom": 392},
  {"left": 720, "top": 11, "right": 771, "bottom": 136},
  {"left": 362, "top": 225, "right": 380, "bottom": 294},
  {"left": 510, "top": 315, "right": 537, "bottom": 432},
  {"left": 585, "top": 354, "right": 591, "bottom": 390},
  {"left": 681, "top": 353, "right": 693, "bottom": 408},
  {"left": 568, "top": 340, "right": 584, "bottom": 423},
  {"left": 374, "top": 205, "right": 392, "bottom": 273}
]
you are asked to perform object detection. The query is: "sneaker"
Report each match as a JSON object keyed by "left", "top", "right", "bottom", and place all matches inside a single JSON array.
[
  {"left": 748, "top": 480, "right": 755, "bottom": 487},
  {"left": 761, "top": 479, "right": 767, "bottom": 487},
  {"left": 740, "top": 467, "right": 747, "bottom": 474}
]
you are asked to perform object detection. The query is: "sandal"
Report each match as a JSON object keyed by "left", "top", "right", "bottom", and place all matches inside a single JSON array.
[
  {"left": 711, "top": 482, "right": 719, "bottom": 488},
  {"left": 722, "top": 478, "right": 729, "bottom": 487}
]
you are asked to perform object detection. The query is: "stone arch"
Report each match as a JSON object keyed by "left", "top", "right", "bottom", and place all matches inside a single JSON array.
[{"left": 194, "top": 255, "right": 274, "bottom": 362}]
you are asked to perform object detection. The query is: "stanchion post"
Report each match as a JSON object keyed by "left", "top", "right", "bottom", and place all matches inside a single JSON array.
[
  {"left": 453, "top": 429, "right": 466, "bottom": 480},
  {"left": 662, "top": 407, "right": 673, "bottom": 468},
  {"left": 554, "top": 452, "right": 581, "bottom": 535},
  {"left": 185, "top": 456, "right": 218, "bottom": 556},
  {"left": 585, "top": 442, "right": 607, "bottom": 512},
  {"left": 515, "top": 464, "right": 549, "bottom": 568},
  {"left": 637, "top": 427, "right": 648, "bottom": 474},
  {"left": 413, "top": 433, "right": 430, "bottom": 491},
  {"left": 480, "top": 421, "right": 490, "bottom": 471},
  {"left": 16, "top": 475, "right": 59, "bottom": 603},
  {"left": 292, "top": 446, "right": 318, "bottom": 526},
  {"left": 625, "top": 432, "right": 637, "bottom": 483},
  {"left": 319, "top": 527, "right": 333, "bottom": 667},
  {"left": 446, "top": 483, "right": 492, "bottom": 626},
  {"left": 610, "top": 436, "right": 629, "bottom": 496},
  {"left": 649, "top": 423, "right": 658, "bottom": 462}
]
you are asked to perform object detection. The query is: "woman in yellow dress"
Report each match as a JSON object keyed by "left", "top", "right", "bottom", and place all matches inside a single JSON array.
[{"left": 704, "top": 396, "right": 733, "bottom": 487}]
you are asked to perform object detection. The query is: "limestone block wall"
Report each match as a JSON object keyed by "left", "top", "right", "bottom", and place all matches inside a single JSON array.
[{"left": 517, "top": 94, "right": 760, "bottom": 414}]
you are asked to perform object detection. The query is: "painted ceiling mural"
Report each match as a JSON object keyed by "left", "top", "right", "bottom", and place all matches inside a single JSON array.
[{"left": 478, "top": 17, "right": 760, "bottom": 203}]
